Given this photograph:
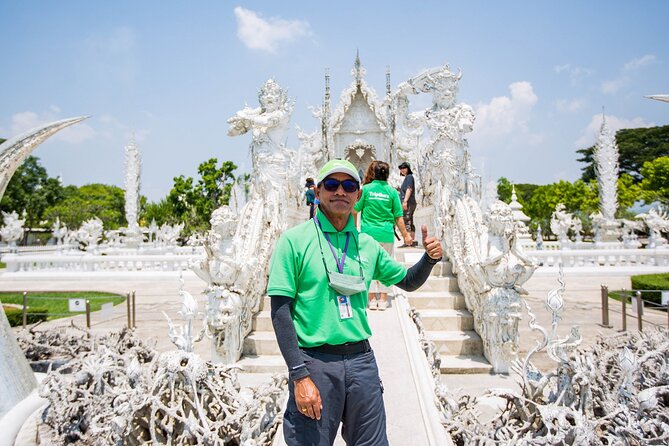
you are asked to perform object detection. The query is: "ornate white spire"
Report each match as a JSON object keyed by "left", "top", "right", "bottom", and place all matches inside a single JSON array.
[
  {"left": 124, "top": 137, "right": 142, "bottom": 230},
  {"left": 593, "top": 112, "right": 619, "bottom": 221}
]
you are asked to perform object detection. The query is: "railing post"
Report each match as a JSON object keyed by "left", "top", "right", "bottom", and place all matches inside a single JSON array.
[
  {"left": 621, "top": 288, "right": 627, "bottom": 332},
  {"left": 132, "top": 290, "right": 136, "bottom": 328},
  {"left": 126, "top": 292, "right": 132, "bottom": 329},
  {"left": 85, "top": 299, "right": 91, "bottom": 330},
  {"left": 600, "top": 285, "right": 611, "bottom": 328},
  {"left": 22, "top": 291, "right": 28, "bottom": 329},
  {"left": 636, "top": 291, "right": 643, "bottom": 331}
]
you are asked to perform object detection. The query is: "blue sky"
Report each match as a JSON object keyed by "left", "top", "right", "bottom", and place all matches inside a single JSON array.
[{"left": 1, "top": 1, "right": 667, "bottom": 201}]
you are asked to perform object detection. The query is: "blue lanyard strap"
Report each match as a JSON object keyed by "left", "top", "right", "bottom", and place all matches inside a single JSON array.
[
  {"left": 314, "top": 216, "right": 349, "bottom": 273},
  {"left": 313, "top": 215, "right": 365, "bottom": 279}
]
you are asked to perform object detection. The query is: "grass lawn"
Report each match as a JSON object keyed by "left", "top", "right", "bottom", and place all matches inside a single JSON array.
[{"left": 0, "top": 291, "right": 126, "bottom": 320}]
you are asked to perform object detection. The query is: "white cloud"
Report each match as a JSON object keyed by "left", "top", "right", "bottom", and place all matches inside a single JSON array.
[
  {"left": 601, "top": 54, "right": 657, "bottom": 94},
  {"left": 554, "top": 63, "right": 592, "bottom": 85},
  {"left": 624, "top": 54, "right": 656, "bottom": 71},
  {"left": 234, "top": 6, "right": 312, "bottom": 53},
  {"left": 555, "top": 98, "right": 586, "bottom": 112},
  {"left": 575, "top": 113, "right": 655, "bottom": 148},
  {"left": 472, "top": 81, "right": 540, "bottom": 138}
]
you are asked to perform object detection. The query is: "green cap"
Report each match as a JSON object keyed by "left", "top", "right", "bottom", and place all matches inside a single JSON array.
[{"left": 317, "top": 159, "right": 361, "bottom": 184}]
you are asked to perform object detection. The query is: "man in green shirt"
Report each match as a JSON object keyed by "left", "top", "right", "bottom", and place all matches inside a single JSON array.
[{"left": 268, "top": 159, "right": 443, "bottom": 446}]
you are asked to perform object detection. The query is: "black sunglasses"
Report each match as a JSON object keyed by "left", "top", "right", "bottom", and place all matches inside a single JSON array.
[{"left": 321, "top": 178, "right": 360, "bottom": 193}]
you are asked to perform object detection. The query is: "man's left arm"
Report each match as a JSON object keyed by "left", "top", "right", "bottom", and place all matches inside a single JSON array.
[{"left": 394, "top": 225, "right": 443, "bottom": 292}]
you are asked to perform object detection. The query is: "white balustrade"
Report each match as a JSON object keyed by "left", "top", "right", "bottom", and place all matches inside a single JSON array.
[
  {"left": 527, "top": 248, "right": 669, "bottom": 268},
  {"left": 2, "top": 253, "right": 201, "bottom": 273}
]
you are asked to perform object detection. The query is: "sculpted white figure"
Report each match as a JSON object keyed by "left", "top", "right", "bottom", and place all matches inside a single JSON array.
[
  {"left": 636, "top": 207, "right": 669, "bottom": 248},
  {"left": 156, "top": 222, "right": 184, "bottom": 248},
  {"left": 621, "top": 219, "right": 642, "bottom": 248},
  {"left": 397, "top": 65, "right": 475, "bottom": 208},
  {"left": 52, "top": 217, "right": 68, "bottom": 246},
  {"left": 551, "top": 204, "right": 574, "bottom": 246},
  {"left": 76, "top": 217, "right": 104, "bottom": 251},
  {"left": 471, "top": 201, "right": 537, "bottom": 372},
  {"left": 0, "top": 210, "right": 25, "bottom": 248},
  {"left": 227, "top": 79, "right": 299, "bottom": 204}
]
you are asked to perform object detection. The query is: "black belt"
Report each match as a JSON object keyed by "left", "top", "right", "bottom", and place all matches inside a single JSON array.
[{"left": 303, "top": 340, "right": 371, "bottom": 356}]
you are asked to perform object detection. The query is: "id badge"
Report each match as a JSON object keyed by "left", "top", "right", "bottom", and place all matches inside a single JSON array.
[{"left": 338, "top": 295, "right": 353, "bottom": 320}]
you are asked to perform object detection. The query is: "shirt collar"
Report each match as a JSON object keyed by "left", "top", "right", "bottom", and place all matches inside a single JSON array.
[{"left": 316, "top": 210, "right": 357, "bottom": 233}]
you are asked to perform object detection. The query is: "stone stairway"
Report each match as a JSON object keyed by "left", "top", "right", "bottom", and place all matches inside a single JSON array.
[
  {"left": 237, "top": 296, "right": 286, "bottom": 376},
  {"left": 396, "top": 249, "right": 492, "bottom": 374},
  {"left": 238, "top": 248, "right": 494, "bottom": 377}
]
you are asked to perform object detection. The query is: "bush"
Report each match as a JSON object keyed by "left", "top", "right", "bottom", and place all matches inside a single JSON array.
[
  {"left": 3, "top": 305, "right": 49, "bottom": 327},
  {"left": 630, "top": 273, "right": 669, "bottom": 305}
]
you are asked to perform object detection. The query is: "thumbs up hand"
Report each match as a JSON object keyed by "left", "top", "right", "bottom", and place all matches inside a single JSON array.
[{"left": 421, "top": 224, "right": 443, "bottom": 261}]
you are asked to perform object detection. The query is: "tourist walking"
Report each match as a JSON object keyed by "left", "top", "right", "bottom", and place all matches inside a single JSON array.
[
  {"left": 355, "top": 160, "right": 412, "bottom": 310},
  {"left": 305, "top": 177, "right": 317, "bottom": 219},
  {"left": 268, "top": 158, "right": 443, "bottom": 446},
  {"left": 398, "top": 161, "right": 418, "bottom": 247}
]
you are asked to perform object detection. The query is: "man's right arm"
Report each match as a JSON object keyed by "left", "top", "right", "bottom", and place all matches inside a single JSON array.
[
  {"left": 271, "top": 295, "right": 323, "bottom": 420},
  {"left": 270, "top": 295, "right": 310, "bottom": 381}
]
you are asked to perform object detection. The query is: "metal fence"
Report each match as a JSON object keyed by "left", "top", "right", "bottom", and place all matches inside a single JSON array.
[
  {"left": 600, "top": 285, "right": 669, "bottom": 331},
  {"left": 19, "top": 291, "right": 136, "bottom": 330}
]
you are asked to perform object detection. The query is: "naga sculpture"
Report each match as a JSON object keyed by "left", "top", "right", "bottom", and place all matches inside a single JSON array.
[
  {"left": 448, "top": 199, "right": 536, "bottom": 373},
  {"left": 636, "top": 207, "right": 669, "bottom": 248},
  {"left": 193, "top": 79, "right": 300, "bottom": 364},
  {"left": 52, "top": 217, "right": 68, "bottom": 247}
]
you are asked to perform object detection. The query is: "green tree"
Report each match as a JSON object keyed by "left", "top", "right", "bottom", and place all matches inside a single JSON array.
[
  {"left": 577, "top": 124, "right": 669, "bottom": 182},
  {"left": 0, "top": 156, "right": 66, "bottom": 241},
  {"left": 639, "top": 156, "right": 669, "bottom": 205},
  {"left": 163, "top": 158, "right": 239, "bottom": 236},
  {"left": 524, "top": 180, "right": 599, "bottom": 236},
  {"left": 44, "top": 184, "right": 127, "bottom": 230}
]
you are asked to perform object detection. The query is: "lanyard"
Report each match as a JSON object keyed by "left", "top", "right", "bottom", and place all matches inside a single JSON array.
[{"left": 314, "top": 216, "right": 349, "bottom": 273}]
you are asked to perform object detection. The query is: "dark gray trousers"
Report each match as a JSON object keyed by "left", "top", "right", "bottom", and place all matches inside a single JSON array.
[{"left": 283, "top": 349, "right": 388, "bottom": 446}]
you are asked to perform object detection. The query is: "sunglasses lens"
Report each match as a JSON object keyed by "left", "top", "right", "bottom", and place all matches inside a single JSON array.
[
  {"left": 323, "top": 179, "right": 340, "bottom": 192},
  {"left": 341, "top": 180, "right": 359, "bottom": 192},
  {"left": 322, "top": 179, "right": 359, "bottom": 192}
]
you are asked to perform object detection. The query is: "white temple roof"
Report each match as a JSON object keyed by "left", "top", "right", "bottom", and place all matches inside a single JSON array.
[{"left": 330, "top": 54, "right": 387, "bottom": 133}]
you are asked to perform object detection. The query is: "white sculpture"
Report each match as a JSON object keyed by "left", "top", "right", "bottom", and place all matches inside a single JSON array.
[
  {"left": 0, "top": 210, "right": 25, "bottom": 249},
  {"left": 400, "top": 65, "right": 476, "bottom": 208},
  {"left": 194, "top": 79, "right": 297, "bottom": 364},
  {"left": 508, "top": 186, "right": 531, "bottom": 239},
  {"left": 550, "top": 204, "right": 574, "bottom": 246},
  {"left": 636, "top": 207, "right": 669, "bottom": 248},
  {"left": 227, "top": 78, "right": 299, "bottom": 205},
  {"left": 156, "top": 222, "right": 184, "bottom": 248},
  {"left": 28, "top": 325, "right": 287, "bottom": 445},
  {"left": 592, "top": 113, "right": 623, "bottom": 243},
  {"left": 52, "top": 217, "right": 67, "bottom": 246},
  {"left": 122, "top": 138, "right": 144, "bottom": 248},
  {"left": 76, "top": 217, "right": 104, "bottom": 251},
  {"left": 621, "top": 219, "right": 643, "bottom": 248},
  {"left": 571, "top": 217, "right": 583, "bottom": 243},
  {"left": 468, "top": 201, "right": 537, "bottom": 372}
]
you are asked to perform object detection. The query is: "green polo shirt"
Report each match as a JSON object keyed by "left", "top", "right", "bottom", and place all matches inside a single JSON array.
[
  {"left": 267, "top": 210, "right": 407, "bottom": 348},
  {"left": 354, "top": 180, "right": 404, "bottom": 243}
]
